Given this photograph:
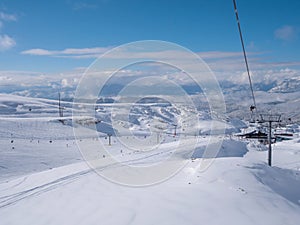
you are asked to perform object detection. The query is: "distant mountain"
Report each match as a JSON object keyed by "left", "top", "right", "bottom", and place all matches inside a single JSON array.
[
  {"left": 214, "top": 77, "right": 300, "bottom": 122},
  {"left": 269, "top": 78, "right": 300, "bottom": 93},
  {"left": 1, "top": 72, "right": 300, "bottom": 122}
]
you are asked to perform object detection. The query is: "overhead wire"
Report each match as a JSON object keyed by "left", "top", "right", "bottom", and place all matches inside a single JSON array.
[{"left": 232, "top": 0, "right": 257, "bottom": 113}]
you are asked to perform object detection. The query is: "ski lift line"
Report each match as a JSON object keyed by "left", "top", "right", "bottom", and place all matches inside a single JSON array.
[{"left": 232, "top": 0, "right": 257, "bottom": 110}]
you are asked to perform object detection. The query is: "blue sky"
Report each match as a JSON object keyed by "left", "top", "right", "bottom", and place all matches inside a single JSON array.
[{"left": 0, "top": 0, "right": 299, "bottom": 74}]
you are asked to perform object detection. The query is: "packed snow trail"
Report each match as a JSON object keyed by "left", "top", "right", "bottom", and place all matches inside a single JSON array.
[
  {"left": 1, "top": 138, "right": 300, "bottom": 225},
  {"left": 0, "top": 165, "right": 92, "bottom": 209}
]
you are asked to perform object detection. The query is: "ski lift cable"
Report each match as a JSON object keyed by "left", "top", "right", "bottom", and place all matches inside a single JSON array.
[{"left": 233, "top": 0, "right": 257, "bottom": 110}]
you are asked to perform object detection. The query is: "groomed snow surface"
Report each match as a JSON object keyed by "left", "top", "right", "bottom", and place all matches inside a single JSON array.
[{"left": 0, "top": 95, "right": 300, "bottom": 225}]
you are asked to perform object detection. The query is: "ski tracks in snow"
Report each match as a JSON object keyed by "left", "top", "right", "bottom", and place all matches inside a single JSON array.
[{"left": 0, "top": 168, "right": 92, "bottom": 209}]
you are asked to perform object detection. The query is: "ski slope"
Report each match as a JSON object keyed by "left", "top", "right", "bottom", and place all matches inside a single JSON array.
[
  {"left": 0, "top": 94, "right": 300, "bottom": 225},
  {"left": 1, "top": 141, "right": 300, "bottom": 225}
]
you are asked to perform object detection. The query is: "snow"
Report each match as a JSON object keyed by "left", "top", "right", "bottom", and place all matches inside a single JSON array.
[
  {"left": 0, "top": 118, "right": 83, "bottom": 180},
  {"left": 0, "top": 94, "right": 300, "bottom": 225},
  {"left": 1, "top": 153, "right": 300, "bottom": 225}
]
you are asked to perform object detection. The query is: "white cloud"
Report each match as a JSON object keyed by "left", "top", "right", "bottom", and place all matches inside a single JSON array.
[
  {"left": 274, "top": 25, "right": 297, "bottom": 41},
  {"left": 21, "top": 47, "right": 111, "bottom": 58},
  {"left": 21, "top": 48, "right": 53, "bottom": 56},
  {"left": 0, "top": 34, "right": 16, "bottom": 51},
  {"left": 198, "top": 51, "right": 244, "bottom": 59},
  {"left": 62, "top": 47, "right": 110, "bottom": 55},
  {"left": 0, "top": 12, "right": 17, "bottom": 21},
  {"left": 0, "top": 12, "right": 17, "bottom": 50},
  {"left": 20, "top": 46, "right": 300, "bottom": 84},
  {"left": 21, "top": 46, "right": 258, "bottom": 62}
]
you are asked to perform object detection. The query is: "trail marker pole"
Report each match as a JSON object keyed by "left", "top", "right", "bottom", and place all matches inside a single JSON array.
[
  {"left": 58, "top": 92, "right": 64, "bottom": 117},
  {"left": 173, "top": 124, "right": 177, "bottom": 136},
  {"left": 108, "top": 134, "right": 112, "bottom": 146}
]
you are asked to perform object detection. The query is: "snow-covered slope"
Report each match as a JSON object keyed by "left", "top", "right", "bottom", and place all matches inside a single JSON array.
[
  {"left": 0, "top": 94, "right": 300, "bottom": 225},
  {"left": 269, "top": 78, "right": 300, "bottom": 93},
  {"left": 0, "top": 138, "right": 300, "bottom": 225}
]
